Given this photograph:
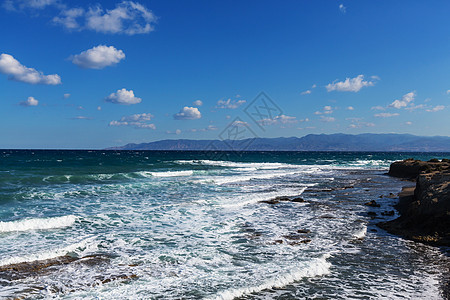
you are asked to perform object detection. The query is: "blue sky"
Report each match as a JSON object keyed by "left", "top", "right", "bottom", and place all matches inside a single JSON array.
[{"left": 1, "top": 0, "right": 449, "bottom": 149}]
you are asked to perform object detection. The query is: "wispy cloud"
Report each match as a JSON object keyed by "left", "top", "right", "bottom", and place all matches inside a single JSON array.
[
  {"left": 10, "top": 1, "right": 159, "bottom": 35},
  {"left": 320, "top": 116, "right": 336, "bottom": 122},
  {"left": 109, "top": 113, "right": 155, "bottom": 129},
  {"left": 339, "top": 4, "right": 346, "bottom": 13},
  {"left": 216, "top": 98, "right": 246, "bottom": 109},
  {"left": 192, "top": 100, "right": 203, "bottom": 106},
  {"left": 258, "top": 114, "right": 298, "bottom": 126},
  {"left": 314, "top": 106, "right": 334, "bottom": 115},
  {"left": 0, "top": 53, "right": 61, "bottom": 85},
  {"left": 426, "top": 105, "right": 445, "bottom": 112},
  {"left": 374, "top": 112, "right": 399, "bottom": 118},
  {"left": 326, "top": 75, "right": 376, "bottom": 92}
]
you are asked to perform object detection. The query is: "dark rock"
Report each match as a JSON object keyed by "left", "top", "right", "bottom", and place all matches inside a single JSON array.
[
  {"left": 379, "top": 159, "right": 450, "bottom": 246},
  {"left": 319, "top": 214, "right": 335, "bottom": 219},
  {"left": 367, "top": 211, "right": 377, "bottom": 216},
  {"left": 291, "top": 197, "right": 305, "bottom": 203},
  {"left": 259, "top": 199, "right": 280, "bottom": 205},
  {"left": 381, "top": 210, "right": 395, "bottom": 216},
  {"left": 297, "top": 229, "right": 311, "bottom": 234},
  {"left": 388, "top": 159, "right": 450, "bottom": 179},
  {"left": 283, "top": 234, "right": 303, "bottom": 240},
  {"left": 364, "top": 200, "right": 380, "bottom": 207}
]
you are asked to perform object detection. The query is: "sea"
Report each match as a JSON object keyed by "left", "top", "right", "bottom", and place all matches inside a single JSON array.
[{"left": 0, "top": 150, "right": 449, "bottom": 299}]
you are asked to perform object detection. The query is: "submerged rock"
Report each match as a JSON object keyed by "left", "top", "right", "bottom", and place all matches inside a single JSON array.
[{"left": 364, "top": 200, "right": 381, "bottom": 207}]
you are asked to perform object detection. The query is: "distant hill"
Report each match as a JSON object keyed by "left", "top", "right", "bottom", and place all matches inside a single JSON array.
[{"left": 106, "top": 133, "right": 450, "bottom": 152}]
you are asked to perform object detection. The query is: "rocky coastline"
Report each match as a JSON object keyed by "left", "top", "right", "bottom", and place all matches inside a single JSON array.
[{"left": 378, "top": 158, "right": 450, "bottom": 246}]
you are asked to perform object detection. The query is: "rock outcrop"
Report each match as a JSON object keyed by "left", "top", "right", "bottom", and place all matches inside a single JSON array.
[{"left": 379, "top": 159, "right": 450, "bottom": 246}]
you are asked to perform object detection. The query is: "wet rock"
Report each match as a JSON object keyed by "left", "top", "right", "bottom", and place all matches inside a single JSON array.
[
  {"left": 364, "top": 200, "right": 380, "bottom": 207},
  {"left": 297, "top": 229, "right": 311, "bottom": 234},
  {"left": 319, "top": 214, "right": 335, "bottom": 219},
  {"left": 367, "top": 211, "right": 377, "bottom": 216},
  {"left": 291, "top": 197, "right": 305, "bottom": 203},
  {"left": 381, "top": 210, "right": 395, "bottom": 216},
  {"left": 260, "top": 195, "right": 305, "bottom": 204},
  {"left": 379, "top": 159, "right": 450, "bottom": 246}
]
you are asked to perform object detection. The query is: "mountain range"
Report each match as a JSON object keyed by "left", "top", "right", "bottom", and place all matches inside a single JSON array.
[{"left": 107, "top": 133, "right": 450, "bottom": 152}]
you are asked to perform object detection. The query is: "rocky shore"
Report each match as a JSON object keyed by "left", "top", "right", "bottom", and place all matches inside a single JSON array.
[{"left": 378, "top": 158, "right": 450, "bottom": 246}]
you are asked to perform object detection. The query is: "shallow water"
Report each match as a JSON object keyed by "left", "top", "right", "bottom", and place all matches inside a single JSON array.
[{"left": 0, "top": 150, "right": 449, "bottom": 299}]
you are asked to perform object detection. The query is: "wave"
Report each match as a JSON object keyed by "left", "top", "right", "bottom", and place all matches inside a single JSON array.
[
  {"left": 211, "top": 255, "right": 331, "bottom": 300},
  {"left": 0, "top": 215, "right": 78, "bottom": 233},
  {"left": 202, "top": 170, "right": 302, "bottom": 185},
  {"left": 140, "top": 170, "right": 194, "bottom": 177},
  {"left": 176, "top": 160, "right": 299, "bottom": 170},
  {"left": 0, "top": 237, "right": 96, "bottom": 266},
  {"left": 219, "top": 186, "right": 311, "bottom": 208}
]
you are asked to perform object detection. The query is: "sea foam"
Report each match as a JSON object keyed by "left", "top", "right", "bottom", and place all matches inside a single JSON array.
[
  {"left": 211, "top": 255, "right": 331, "bottom": 300},
  {"left": 0, "top": 215, "right": 78, "bottom": 233}
]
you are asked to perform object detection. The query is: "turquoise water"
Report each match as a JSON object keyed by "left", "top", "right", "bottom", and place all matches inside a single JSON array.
[{"left": 0, "top": 150, "right": 449, "bottom": 299}]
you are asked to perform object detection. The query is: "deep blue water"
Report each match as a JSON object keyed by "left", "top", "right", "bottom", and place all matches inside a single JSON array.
[{"left": 0, "top": 150, "right": 449, "bottom": 299}]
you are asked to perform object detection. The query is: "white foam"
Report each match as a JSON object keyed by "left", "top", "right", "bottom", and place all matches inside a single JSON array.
[
  {"left": 203, "top": 170, "right": 301, "bottom": 185},
  {"left": 220, "top": 186, "right": 310, "bottom": 208},
  {"left": 140, "top": 170, "right": 194, "bottom": 177},
  {"left": 0, "top": 237, "right": 96, "bottom": 266},
  {"left": 211, "top": 255, "right": 331, "bottom": 300},
  {"left": 353, "top": 225, "right": 367, "bottom": 239},
  {"left": 176, "top": 160, "right": 298, "bottom": 170},
  {"left": 0, "top": 215, "right": 78, "bottom": 233}
]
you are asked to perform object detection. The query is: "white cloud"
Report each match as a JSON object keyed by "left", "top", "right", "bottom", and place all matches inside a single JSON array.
[
  {"left": 71, "top": 45, "right": 125, "bottom": 69},
  {"left": 63, "top": 93, "right": 70, "bottom": 99},
  {"left": 315, "top": 106, "right": 334, "bottom": 115},
  {"left": 189, "top": 125, "right": 218, "bottom": 132},
  {"left": 52, "top": 1, "right": 157, "bottom": 35},
  {"left": 106, "top": 88, "right": 142, "bottom": 105},
  {"left": 86, "top": 1, "right": 156, "bottom": 35},
  {"left": 446, "top": 90, "right": 450, "bottom": 95},
  {"left": 109, "top": 113, "right": 155, "bottom": 129},
  {"left": 326, "top": 75, "right": 375, "bottom": 92},
  {"left": 259, "top": 114, "right": 297, "bottom": 125},
  {"left": 0, "top": 53, "right": 61, "bottom": 85},
  {"left": 19, "top": 96, "right": 38, "bottom": 106},
  {"left": 166, "top": 129, "right": 182, "bottom": 135},
  {"left": 71, "top": 116, "right": 91, "bottom": 120},
  {"left": 192, "top": 100, "right": 203, "bottom": 106},
  {"left": 346, "top": 106, "right": 354, "bottom": 110},
  {"left": 174, "top": 106, "right": 201, "bottom": 120},
  {"left": 371, "top": 106, "right": 385, "bottom": 111},
  {"left": 405, "top": 121, "right": 412, "bottom": 125},
  {"left": 97, "top": 106, "right": 102, "bottom": 111},
  {"left": 389, "top": 91, "right": 416, "bottom": 109},
  {"left": 339, "top": 4, "right": 346, "bottom": 13},
  {"left": 426, "top": 105, "right": 445, "bottom": 112},
  {"left": 374, "top": 112, "right": 399, "bottom": 118},
  {"left": 232, "top": 120, "right": 249, "bottom": 127},
  {"left": 320, "top": 116, "right": 335, "bottom": 122},
  {"left": 53, "top": 8, "right": 84, "bottom": 29},
  {"left": 4, "top": 0, "right": 60, "bottom": 10},
  {"left": 301, "top": 90, "right": 311, "bottom": 95},
  {"left": 216, "top": 98, "right": 246, "bottom": 109}
]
